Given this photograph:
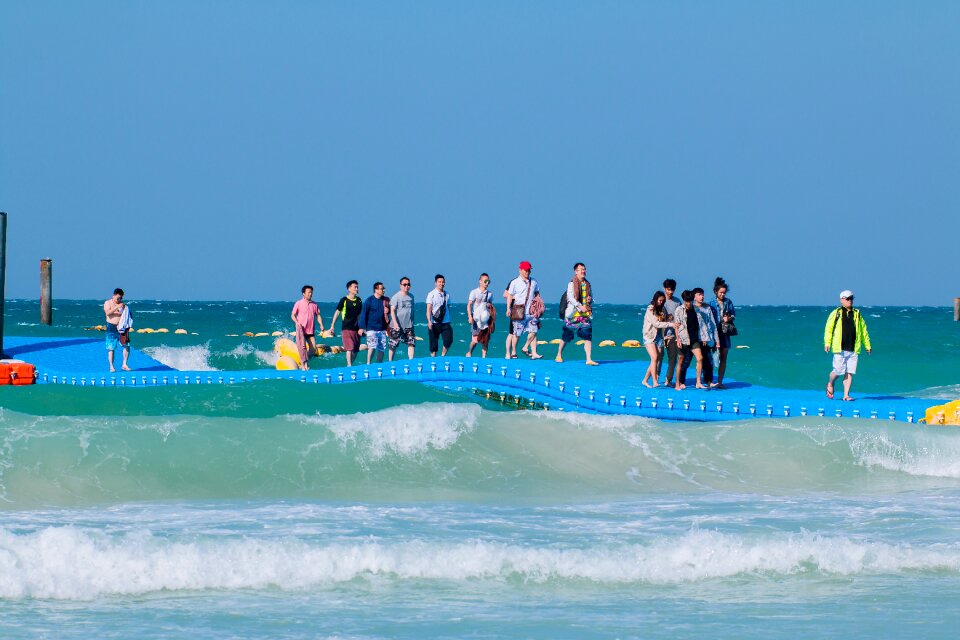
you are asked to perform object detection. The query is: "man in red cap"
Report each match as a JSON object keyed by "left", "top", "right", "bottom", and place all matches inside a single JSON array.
[{"left": 503, "top": 260, "right": 542, "bottom": 359}]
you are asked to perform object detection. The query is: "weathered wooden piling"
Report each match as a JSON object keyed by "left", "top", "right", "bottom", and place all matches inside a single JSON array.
[{"left": 41, "top": 258, "right": 53, "bottom": 325}]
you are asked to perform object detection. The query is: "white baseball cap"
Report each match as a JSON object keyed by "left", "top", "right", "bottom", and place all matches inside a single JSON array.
[{"left": 839, "top": 290, "right": 854, "bottom": 299}]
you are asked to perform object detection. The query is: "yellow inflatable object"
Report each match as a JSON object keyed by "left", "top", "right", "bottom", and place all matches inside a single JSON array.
[
  {"left": 330, "top": 345, "right": 344, "bottom": 354},
  {"left": 174, "top": 329, "right": 188, "bottom": 335},
  {"left": 599, "top": 340, "right": 616, "bottom": 347},
  {"left": 924, "top": 400, "right": 960, "bottom": 425},
  {"left": 276, "top": 355, "right": 298, "bottom": 371},
  {"left": 243, "top": 332, "right": 254, "bottom": 337},
  {"left": 254, "top": 332, "right": 269, "bottom": 337},
  {"left": 549, "top": 338, "right": 562, "bottom": 344},
  {"left": 315, "top": 344, "right": 329, "bottom": 355},
  {"left": 537, "top": 340, "right": 548, "bottom": 345},
  {"left": 575, "top": 340, "right": 585, "bottom": 346},
  {"left": 271, "top": 331, "right": 284, "bottom": 337},
  {"left": 622, "top": 340, "right": 642, "bottom": 348},
  {"left": 274, "top": 337, "right": 302, "bottom": 366},
  {"left": 137, "top": 328, "right": 155, "bottom": 334},
  {"left": 736, "top": 345, "right": 750, "bottom": 349},
  {"left": 414, "top": 336, "right": 423, "bottom": 341},
  {"left": 155, "top": 328, "right": 169, "bottom": 333}
]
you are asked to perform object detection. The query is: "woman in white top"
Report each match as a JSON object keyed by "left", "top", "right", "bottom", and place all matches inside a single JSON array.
[{"left": 641, "top": 291, "right": 677, "bottom": 388}]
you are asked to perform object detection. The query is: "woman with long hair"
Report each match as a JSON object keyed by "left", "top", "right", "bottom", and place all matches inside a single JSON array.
[
  {"left": 710, "top": 277, "right": 736, "bottom": 388},
  {"left": 641, "top": 290, "right": 675, "bottom": 387}
]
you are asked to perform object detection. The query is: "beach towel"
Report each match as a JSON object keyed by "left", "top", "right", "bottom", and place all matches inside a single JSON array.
[
  {"left": 295, "top": 324, "right": 310, "bottom": 365},
  {"left": 117, "top": 305, "right": 133, "bottom": 332}
]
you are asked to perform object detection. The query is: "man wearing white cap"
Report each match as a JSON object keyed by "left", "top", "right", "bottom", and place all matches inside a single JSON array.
[{"left": 823, "top": 290, "right": 872, "bottom": 401}]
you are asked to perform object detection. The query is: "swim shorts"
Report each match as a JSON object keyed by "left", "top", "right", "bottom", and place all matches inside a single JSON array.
[
  {"left": 561, "top": 321, "right": 592, "bottom": 343},
  {"left": 512, "top": 316, "right": 540, "bottom": 336},
  {"left": 389, "top": 327, "right": 416, "bottom": 349},
  {"left": 341, "top": 329, "right": 361, "bottom": 353},
  {"left": 832, "top": 351, "right": 858, "bottom": 376},
  {"left": 105, "top": 324, "right": 127, "bottom": 351},
  {"left": 365, "top": 330, "right": 388, "bottom": 352}
]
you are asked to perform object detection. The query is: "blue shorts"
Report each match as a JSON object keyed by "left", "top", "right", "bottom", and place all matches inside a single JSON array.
[
  {"left": 105, "top": 324, "right": 124, "bottom": 351},
  {"left": 365, "top": 330, "right": 388, "bottom": 352},
  {"left": 561, "top": 322, "right": 592, "bottom": 343},
  {"left": 512, "top": 316, "right": 540, "bottom": 336}
]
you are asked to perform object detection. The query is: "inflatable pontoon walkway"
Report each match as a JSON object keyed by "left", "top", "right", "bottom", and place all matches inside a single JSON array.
[{"left": 3, "top": 336, "right": 943, "bottom": 424}]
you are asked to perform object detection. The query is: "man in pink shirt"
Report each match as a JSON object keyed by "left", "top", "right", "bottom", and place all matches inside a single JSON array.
[{"left": 291, "top": 285, "right": 325, "bottom": 370}]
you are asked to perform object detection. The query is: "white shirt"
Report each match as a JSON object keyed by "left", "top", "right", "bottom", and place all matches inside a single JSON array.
[
  {"left": 506, "top": 276, "right": 539, "bottom": 313},
  {"left": 426, "top": 289, "right": 451, "bottom": 323}
]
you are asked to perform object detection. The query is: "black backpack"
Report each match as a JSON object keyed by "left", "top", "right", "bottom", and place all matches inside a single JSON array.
[{"left": 558, "top": 290, "right": 568, "bottom": 319}]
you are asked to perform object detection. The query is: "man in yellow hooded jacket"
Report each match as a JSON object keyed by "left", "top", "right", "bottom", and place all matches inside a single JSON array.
[{"left": 824, "top": 290, "right": 872, "bottom": 401}]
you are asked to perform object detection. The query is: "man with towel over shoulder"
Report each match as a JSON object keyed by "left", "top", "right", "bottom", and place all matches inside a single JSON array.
[{"left": 104, "top": 287, "right": 133, "bottom": 372}]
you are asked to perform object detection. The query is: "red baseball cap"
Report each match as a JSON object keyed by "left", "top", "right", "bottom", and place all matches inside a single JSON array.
[{"left": 519, "top": 261, "right": 532, "bottom": 270}]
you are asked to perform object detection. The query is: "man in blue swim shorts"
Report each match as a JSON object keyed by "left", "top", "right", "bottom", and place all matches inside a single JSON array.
[{"left": 103, "top": 288, "right": 131, "bottom": 372}]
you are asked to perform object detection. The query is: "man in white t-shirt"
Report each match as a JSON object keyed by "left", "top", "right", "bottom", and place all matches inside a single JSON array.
[
  {"left": 425, "top": 274, "right": 453, "bottom": 357},
  {"left": 503, "top": 260, "right": 542, "bottom": 359},
  {"left": 467, "top": 273, "right": 494, "bottom": 358}
]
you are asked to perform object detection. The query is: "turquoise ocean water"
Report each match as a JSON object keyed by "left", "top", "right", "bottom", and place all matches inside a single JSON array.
[{"left": 2, "top": 299, "right": 960, "bottom": 638}]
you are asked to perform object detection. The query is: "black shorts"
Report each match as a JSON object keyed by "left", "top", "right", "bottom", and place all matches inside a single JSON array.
[{"left": 429, "top": 322, "right": 453, "bottom": 352}]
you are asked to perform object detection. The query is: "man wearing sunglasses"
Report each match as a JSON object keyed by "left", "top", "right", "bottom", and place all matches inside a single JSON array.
[
  {"left": 824, "top": 290, "right": 872, "bottom": 401},
  {"left": 388, "top": 277, "right": 416, "bottom": 361}
]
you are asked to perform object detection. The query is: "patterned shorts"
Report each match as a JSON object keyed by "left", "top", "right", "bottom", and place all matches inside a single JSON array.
[
  {"left": 512, "top": 317, "right": 540, "bottom": 336},
  {"left": 365, "top": 330, "right": 388, "bottom": 352},
  {"left": 389, "top": 327, "right": 416, "bottom": 349}
]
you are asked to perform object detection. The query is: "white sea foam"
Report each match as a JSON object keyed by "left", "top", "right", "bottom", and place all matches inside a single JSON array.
[
  {"left": 142, "top": 344, "right": 217, "bottom": 372},
  {"left": 2, "top": 527, "right": 958, "bottom": 600},
  {"left": 296, "top": 404, "right": 480, "bottom": 458},
  {"left": 848, "top": 429, "right": 960, "bottom": 478}
]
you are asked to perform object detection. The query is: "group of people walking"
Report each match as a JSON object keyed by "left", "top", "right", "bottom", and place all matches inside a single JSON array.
[
  {"left": 103, "top": 276, "right": 875, "bottom": 401},
  {"left": 640, "top": 277, "right": 737, "bottom": 390},
  {"left": 289, "top": 261, "right": 596, "bottom": 370}
]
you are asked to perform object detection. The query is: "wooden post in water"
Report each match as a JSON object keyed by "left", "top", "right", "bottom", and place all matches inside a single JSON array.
[
  {"left": 40, "top": 259, "right": 53, "bottom": 325},
  {"left": 955, "top": 298, "right": 960, "bottom": 322},
  {"left": 0, "top": 212, "right": 6, "bottom": 356}
]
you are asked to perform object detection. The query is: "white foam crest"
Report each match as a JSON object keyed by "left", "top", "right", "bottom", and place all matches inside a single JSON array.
[
  {"left": 3, "top": 527, "right": 959, "bottom": 600},
  {"left": 913, "top": 384, "right": 960, "bottom": 400},
  {"left": 848, "top": 429, "right": 960, "bottom": 478},
  {"left": 296, "top": 403, "right": 480, "bottom": 458},
  {"left": 142, "top": 343, "right": 217, "bottom": 372}
]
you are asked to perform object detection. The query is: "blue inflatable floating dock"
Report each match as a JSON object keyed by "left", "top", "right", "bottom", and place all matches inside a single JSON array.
[{"left": 2, "top": 336, "right": 942, "bottom": 424}]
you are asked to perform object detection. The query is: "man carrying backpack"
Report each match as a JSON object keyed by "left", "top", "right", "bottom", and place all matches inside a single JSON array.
[
  {"left": 555, "top": 262, "right": 598, "bottom": 365},
  {"left": 824, "top": 289, "right": 872, "bottom": 401}
]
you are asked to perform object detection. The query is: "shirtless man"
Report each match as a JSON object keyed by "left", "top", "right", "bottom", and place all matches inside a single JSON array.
[{"left": 103, "top": 288, "right": 131, "bottom": 372}]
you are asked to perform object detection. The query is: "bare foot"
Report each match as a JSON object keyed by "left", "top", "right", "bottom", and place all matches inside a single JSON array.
[
  {"left": 826, "top": 383, "right": 834, "bottom": 399},
  {"left": 696, "top": 384, "right": 707, "bottom": 389},
  {"left": 555, "top": 356, "right": 563, "bottom": 363},
  {"left": 121, "top": 365, "right": 131, "bottom": 371},
  {"left": 652, "top": 382, "right": 660, "bottom": 388},
  {"left": 675, "top": 384, "right": 686, "bottom": 391},
  {"left": 109, "top": 368, "right": 116, "bottom": 373},
  {"left": 642, "top": 381, "right": 652, "bottom": 388},
  {"left": 586, "top": 361, "right": 599, "bottom": 366}
]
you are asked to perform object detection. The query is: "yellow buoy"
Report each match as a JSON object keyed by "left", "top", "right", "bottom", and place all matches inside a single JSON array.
[
  {"left": 599, "top": 340, "right": 616, "bottom": 347},
  {"left": 575, "top": 340, "right": 585, "bottom": 346},
  {"left": 155, "top": 328, "right": 169, "bottom": 333},
  {"left": 621, "top": 340, "right": 642, "bottom": 348},
  {"left": 315, "top": 344, "right": 329, "bottom": 355},
  {"left": 174, "top": 329, "right": 188, "bottom": 335},
  {"left": 736, "top": 345, "right": 750, "bottom": 349},
  {"left": 549, "top": 338, "right": 562, "bottom": 344},
  {"left": 243, "top": 332, "right": 254, "bottom": 337},
  {"left": 414, "top": 336, "right": 423, "bottom": 341},
  {"left": 330, "top": 345, "right": 344, "bottom": 354},
  {"left": 924, "top": 400, "right": 960, "bottom": 426},
  {"left": 136, "top": 328, "right": 154, "bottom": 334},
  {"left": 275, "top": 355, "right": 298, "bottom": 371},
  {"left": 537, "top": 340, "right": 548, "bottom": 345},
  {"left": 271, "top": 331, "right": 284, "bottom": 337},
  {"left": 254, "top": 332, "right": 269, "bottom": 337},
  {"left": 274, "top": 337, "right": 302, "bottom": 365}
]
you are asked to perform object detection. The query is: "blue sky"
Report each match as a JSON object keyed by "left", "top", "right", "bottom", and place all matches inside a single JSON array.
[{"left": 1, "top": 1, "right": 958, "bottom": 305}]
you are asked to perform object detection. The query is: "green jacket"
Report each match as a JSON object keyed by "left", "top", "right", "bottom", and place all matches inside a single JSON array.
[{"left": 823, "top": 306, "right": 871, "bottom": 353}]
